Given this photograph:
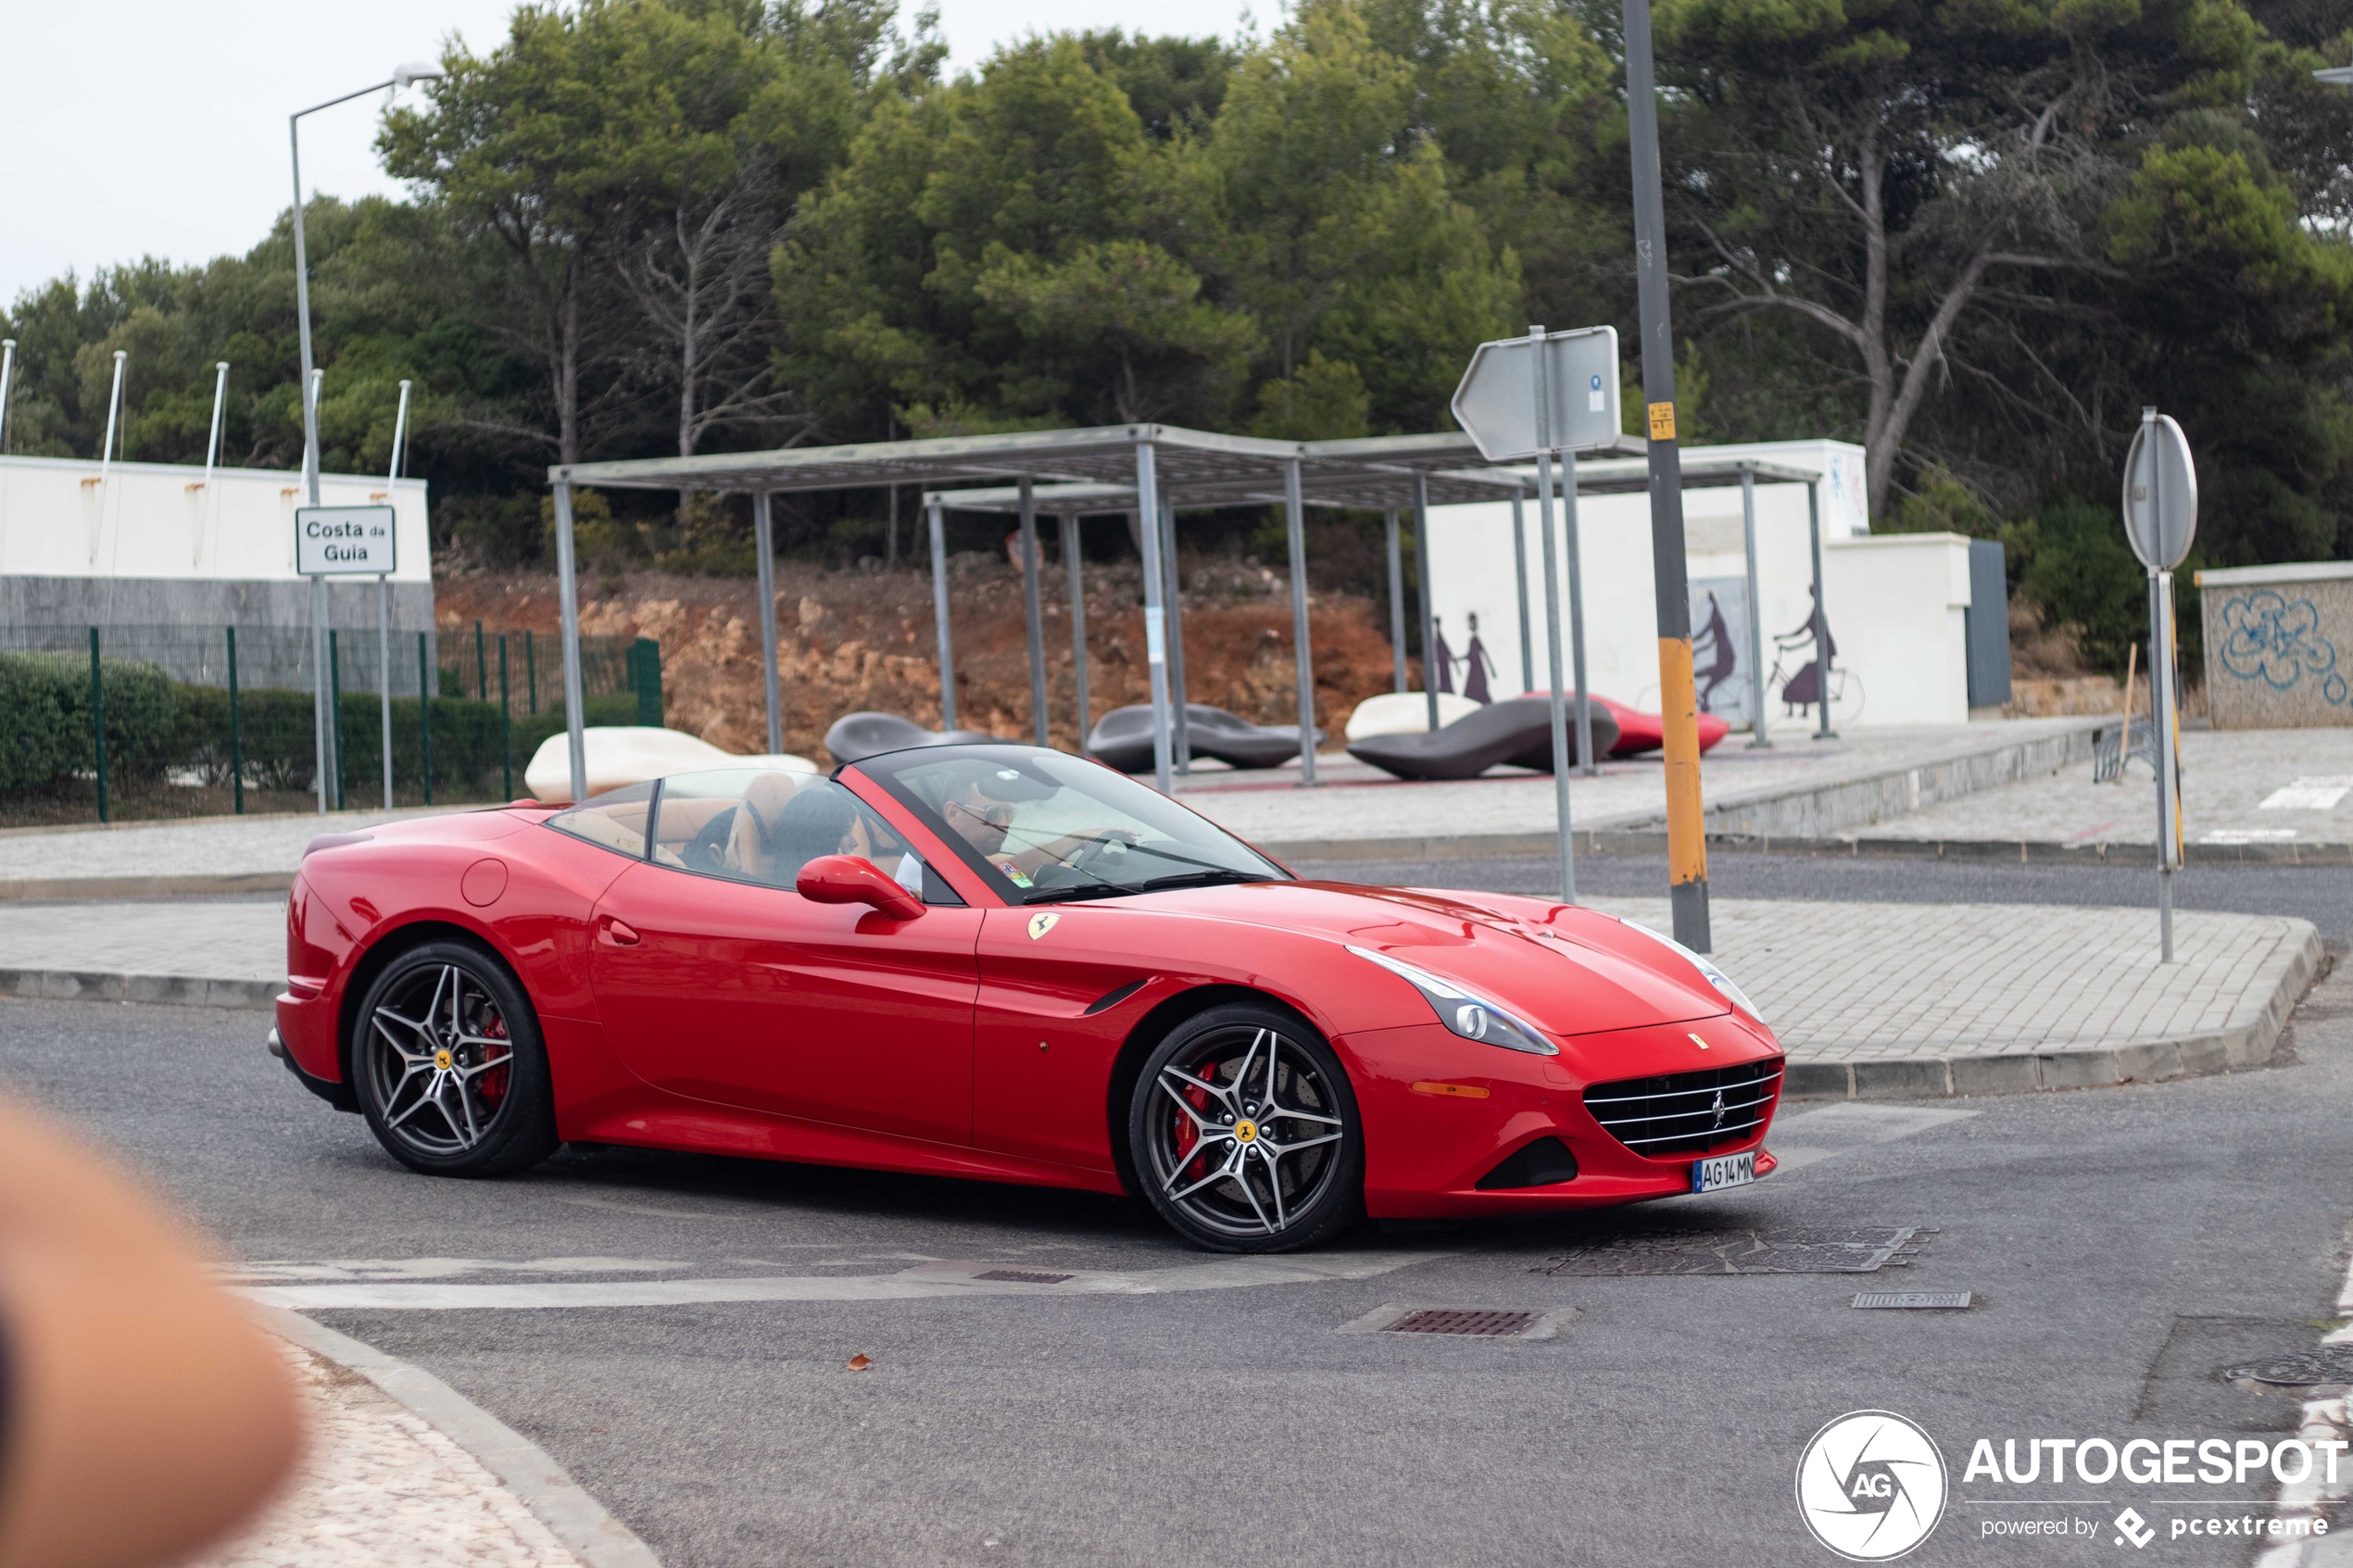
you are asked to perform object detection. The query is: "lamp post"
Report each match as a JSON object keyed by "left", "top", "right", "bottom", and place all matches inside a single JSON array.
[{"left": 291, "top": 61, "right": 442, "bottom": 812}]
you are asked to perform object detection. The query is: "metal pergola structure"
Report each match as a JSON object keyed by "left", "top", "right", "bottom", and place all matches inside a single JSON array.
[{"left": 544, "top": 424, "right": 1833, "bottom": 804}]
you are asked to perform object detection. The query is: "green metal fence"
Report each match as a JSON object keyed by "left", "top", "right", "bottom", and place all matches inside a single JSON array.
[{"left": 0, "top": 623, "right": 663, "bottom": 826}]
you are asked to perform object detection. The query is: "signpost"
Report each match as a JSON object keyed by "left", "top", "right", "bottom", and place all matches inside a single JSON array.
[
  {"left": 296, "top": 502, "right": 397, "bottom": 811},
  {"left": 2120, "top": 407, "right": 2196, "bottom": 962},
  {"left": 1453, "top": 324, "right": 1622, "bottom": 901}
]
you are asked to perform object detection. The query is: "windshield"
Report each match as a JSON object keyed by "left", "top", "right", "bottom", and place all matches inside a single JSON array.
[{"left": 854, "top": 746, "right": 1289, "bottom": 904}]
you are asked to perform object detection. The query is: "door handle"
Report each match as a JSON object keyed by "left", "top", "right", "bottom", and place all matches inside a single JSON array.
[{"left": 601, "top": 918, "right": 641, "bottom": 947}]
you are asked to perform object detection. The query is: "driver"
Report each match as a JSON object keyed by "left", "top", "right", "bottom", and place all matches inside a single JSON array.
[{"left": 937, "top": 770, "right": 1119, "bottom": 888}]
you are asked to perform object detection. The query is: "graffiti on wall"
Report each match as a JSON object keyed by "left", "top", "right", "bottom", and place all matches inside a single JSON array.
[{"left": 2217, "top": 590, "right": 2351, "bottom": 708}]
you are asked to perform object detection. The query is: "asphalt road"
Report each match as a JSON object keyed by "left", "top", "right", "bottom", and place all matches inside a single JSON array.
[{"left": 4, "top": 865, "right": 2349, "bottom": 1567}]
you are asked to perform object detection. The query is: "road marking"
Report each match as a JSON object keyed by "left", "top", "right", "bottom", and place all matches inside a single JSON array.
[
  {"left": 2259, "top": 778, "right": 2353, "bottom": 811},
  {"left": 238, "top": 1251, "right": 1442, "bottom": 1311},
  {"left": 547, "top": 1194, "right": 771, "bottom": 1220},
  {"left": 223, "top": 1256, "right": 691, "bottom": 1284},
  {"left": 1768, "top": 1103, "right": 1980, "bottom": 1173},
  {"left": 2256, "top": 1225, "right": 2353, "bottom": 1566}
]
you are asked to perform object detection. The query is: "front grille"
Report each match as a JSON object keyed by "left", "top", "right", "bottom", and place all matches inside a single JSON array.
[{"left": 1581, "top": 1057, "right": 1782, "bottom": 1158}]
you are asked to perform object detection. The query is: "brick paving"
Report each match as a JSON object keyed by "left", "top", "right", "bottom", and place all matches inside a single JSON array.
[
  {"left": 1867, "top": 727, "right": 2353, "bottom": 847},
  {"left": 184, "top": 1336, "right": 582, "bottom": 1568}
]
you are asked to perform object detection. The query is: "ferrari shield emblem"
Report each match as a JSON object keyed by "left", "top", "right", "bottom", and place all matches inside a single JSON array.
[{"left": 1026, "top": 912, "right": 1061, "bottom": 941}]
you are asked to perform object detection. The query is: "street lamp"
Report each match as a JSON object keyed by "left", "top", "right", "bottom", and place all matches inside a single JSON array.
[
  {"left": 289, "top": 61, "right": 443, "bottom": 812},
  {"left": 2316, "top": 66, "right": 2353, "bottom": 86}
]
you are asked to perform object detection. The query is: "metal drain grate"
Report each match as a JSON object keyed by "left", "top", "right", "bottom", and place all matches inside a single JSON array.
[
  {"left": 1541, "top": 1226, "right": 1931, "bottom": 1276},
  {"left": 1854, "top": 1291, "right": 1972, "bottom": 1311},
  {"left": 974, "top": 1269, "right": 1075, "bottom": 1285},
  {"left": 2226, "top": 1348, "right": 2353, "bottom": 1386},
  {"left": 1383, "top": 1309, "right": 1541, "bottom": 1337}
]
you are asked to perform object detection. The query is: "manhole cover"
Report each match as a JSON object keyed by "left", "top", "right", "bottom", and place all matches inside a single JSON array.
[
  {"left": 973, "top": 1269, "right": 1075, "bottom": 1285},
  {"left": 1383, "top": 1309, "right": 1541, "bottom": 1337},
  {"left": 1854, "top": 1291, "right": 1972, "bottom": 1311},
  {"left": 2225, "top": 1348, "right": 2353, "bottom": 1386},
  {"left": 1541, "top": 1226, "right": 1930, "bottom": 1276}
]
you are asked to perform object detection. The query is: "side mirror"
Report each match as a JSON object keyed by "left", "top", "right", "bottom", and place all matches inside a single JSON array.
[{"left": 796, "top": 854, "right": 925, "bottom": 921}]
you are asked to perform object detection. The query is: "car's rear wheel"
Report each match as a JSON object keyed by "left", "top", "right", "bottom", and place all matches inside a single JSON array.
[
  {"left": 1130, "top": 1002, "right": 1363, "bottom": 1253},
  {"left": 352, "top": 939, "right": 558, "bottom": 1177}
]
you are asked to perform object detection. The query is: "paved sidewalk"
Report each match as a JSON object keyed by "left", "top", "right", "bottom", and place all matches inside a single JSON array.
[
  {"left": 1, "top": 892, "right": 2318, "bottom": 1097},
  {"left": 1856, "top": 727, "right": 2353, "bottom": 855},
  {"left": 186, "top": 1336, "right": 585, "bottom": 1568}
]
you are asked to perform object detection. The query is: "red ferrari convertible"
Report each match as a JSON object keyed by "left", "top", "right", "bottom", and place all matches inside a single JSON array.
[{"left": 272, "top": 745, "right": 1783, "bottom": 1252}]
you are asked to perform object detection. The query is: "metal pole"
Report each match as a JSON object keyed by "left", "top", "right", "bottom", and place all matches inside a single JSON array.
[
  {"left": 418, "top": 631, "right": 434, "bottom": 807},
  {"left": 2152, "top": 565, "right": 2175, "bottom": 961},
  {"left": 525, "top": 630, "right": 536, "bottom": 714},
  {"left": 1624, "top": 0, "right": 1708, "bottom": 950},
  {"left": 1511, "top": 492, "right": 1534, "bottom": 695},
  {"left": 294, "top": 108, "right": 333, "bottom": 816},
  {"left": 551, "top": 480, "right": 587, "bottom": 804},
  {"left": 226, "top": 626, "right": 245, "bottom": 815},
  {"left": 1019, "top": 476, "right": 1049, "bottom": 747},
  {"left": 1284, "top": 457, "right": 1317, "bottom": 785},
  {"left": 1740, "top": 464, "right": 1771, "bottom": 749},
  {"left": 201, "top": 360, "right": 229, "bottom": 541},
  {"left": 753, "top": 491, "right": 782, "bottom": 754},
  {"left": 329, "top": 629, "right": 345, "bottom": 811},
  {"left": 1134, "top": 441, "right": 1173, "bottom": 794},
  {"left": 1806, "top": 480, "right": 1835, "bottom": 740},
  {"left": 498, "top": 633, "right": 513, "bottom": 801},
  {"left": 1160, "top": 494, "right": 1190, "bottom": 772},
  {"left": 1414, "top": 473, "right": 1439, "bottom": 730},
  {"left": 0, "top": 339, "right": 16, "bottom": 455},
  {"left": 927, "top": 498, "right": 956, "bottom": 730},
  {"left": 381, "top": 378, "right": 409, "bottom": 809},
  {"left": 1533, "top": 453, "right": 1576, "bottom": 901},
  {"left": 474, "top": 619, "right": 487, "bottom": 700},
  {"left": 308, "top": 370, "right": 331, "bottom": 813},
  {"left": 1063, "top": 514, "right": 1091, "bottom": 754},
  {"left": 99, "top": 350, "right": 126, "bottom": 477},
  {"left": 1564, "top": 448, "right": 1595, "bottom": 776},
  {"left": 89, "top": 627, "right": 108, "bottom": 825},
  {"left": 1385, "top": 510, "right": 1409, "bottom": 693}
]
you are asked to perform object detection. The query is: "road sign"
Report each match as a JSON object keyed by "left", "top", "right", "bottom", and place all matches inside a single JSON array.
[
  {"left": 296, "top": 505, "right": 396, "bottom": 575},
  {"left": 2121, "top": 410, "right": 2196, "bottom": 571},
  {"left": 1451, "top": 326, "right": 1620, "bottom": 459}
]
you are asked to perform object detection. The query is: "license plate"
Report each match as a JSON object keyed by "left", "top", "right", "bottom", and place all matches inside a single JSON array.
[{"left": 1691, "top": 1151, "right": 1756, "bottom": 1193}]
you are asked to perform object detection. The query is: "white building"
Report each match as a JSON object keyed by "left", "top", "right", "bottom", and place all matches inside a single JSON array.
[
  {"left": 0, "top": 452, "right": 433, "bottom": 636},
  {"left": 1425, "top": 438, "right": 1987, "bottom": 729}
]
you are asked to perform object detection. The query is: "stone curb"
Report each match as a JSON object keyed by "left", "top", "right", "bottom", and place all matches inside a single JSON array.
[
  {"left": 1781, "top": 922, "right": 2328, "bottom": 1100},
  {"left": 0, "top": 966, "right": 280, "bottom": 1010},
  {"left": 0, "top": 872, "right": 296, "bottom": 901},
  {"left": 250, "top": 1307, "right": 661, "bottom": 1568}
]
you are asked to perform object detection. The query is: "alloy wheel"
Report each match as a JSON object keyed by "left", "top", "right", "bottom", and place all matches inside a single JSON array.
[
  {"left": 363, "top": 961, "right": 517, "bottom": 1160},
  {"left": 1142, "top": 1022, "right": 1348, "bottom": 1242}
]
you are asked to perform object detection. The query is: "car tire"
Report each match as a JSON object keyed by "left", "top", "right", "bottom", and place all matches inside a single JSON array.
[
  {"left": 1129, "top": 1001, "right": 1363, "bottom": 1253},
  {"left": 351, "top": 938, "right": 559, "bottom": 1178}
]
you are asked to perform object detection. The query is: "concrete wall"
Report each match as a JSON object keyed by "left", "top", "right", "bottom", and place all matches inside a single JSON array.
[
  {"left": 2196, "top": 561, "right": 2353, "bottom": 728},
  {"left": 1424, "top": 438, "right": 1979, "bottom": 728},
  {"left": 0, "top": 453, "right": 433, "bottom": 638}
]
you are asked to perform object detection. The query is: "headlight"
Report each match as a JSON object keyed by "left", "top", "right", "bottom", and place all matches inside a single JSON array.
[
  {"left": 1615, "top": 919, "right": 1767, "bottom": 1022},
  {"left": 1345, "top": 945, "right": 1557, "bottom": 1055}
]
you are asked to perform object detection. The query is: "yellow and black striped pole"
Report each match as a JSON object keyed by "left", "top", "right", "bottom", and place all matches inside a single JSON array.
[{"left": 1624, "top": 0, "right": 1711, "bottom": 951}]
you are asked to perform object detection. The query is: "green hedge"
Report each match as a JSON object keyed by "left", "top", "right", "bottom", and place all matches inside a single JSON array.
[
  {"left": 0, "top": 652, "right": 182, "bottom": 791},
  {"left": 1, "top": 646, "right": 645, "bottom": 802}
]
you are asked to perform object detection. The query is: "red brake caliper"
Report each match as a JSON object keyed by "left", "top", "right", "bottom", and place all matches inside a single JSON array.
[
  {"left": 476, "top": 1011, "right": 510, "bottom": 1108},
  {"left": 1172, "top": 1060, "right": 1217, "bottom": 1182}
]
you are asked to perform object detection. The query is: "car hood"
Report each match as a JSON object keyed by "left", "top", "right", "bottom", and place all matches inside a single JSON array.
[{"left": 1131, "top": 880, "right": 1730, "bottom": 1038}]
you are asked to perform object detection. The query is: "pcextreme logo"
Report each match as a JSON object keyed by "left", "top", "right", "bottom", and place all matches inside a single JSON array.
[{"left": 1796, "top": 1410, "right": 1950, "bottom": 1562}]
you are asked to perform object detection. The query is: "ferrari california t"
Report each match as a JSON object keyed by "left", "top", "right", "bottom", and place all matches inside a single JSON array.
[{"left": 271, "top": 744, "right": 1783, "bottom": 1252}]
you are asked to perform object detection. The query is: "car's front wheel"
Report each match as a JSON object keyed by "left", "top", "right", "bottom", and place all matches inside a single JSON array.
[
  {"left": 1129, "top": 1002, "right": 1363, "bottom": 1252},
  {"left": 351, "top": 939, "right": 558, "bottom": 1177}
]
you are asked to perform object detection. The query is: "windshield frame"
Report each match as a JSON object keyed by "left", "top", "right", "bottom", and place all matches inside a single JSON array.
[{"left": 846, "top": 744, "right": 1291, "bottom": 906}]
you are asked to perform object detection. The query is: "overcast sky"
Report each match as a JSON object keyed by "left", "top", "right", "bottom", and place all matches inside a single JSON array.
[{"left": 1, "top": 0, "right": 1257, "bottom": 308}]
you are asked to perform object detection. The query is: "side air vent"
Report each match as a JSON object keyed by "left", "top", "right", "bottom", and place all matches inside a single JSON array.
[{"left": 1474, "top": 1135, "right": 1579, "bottom": 1190}]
